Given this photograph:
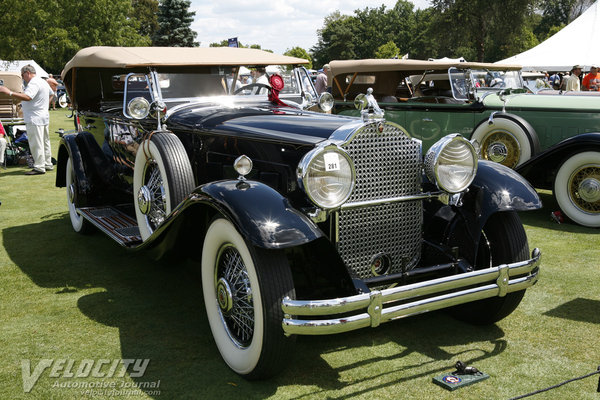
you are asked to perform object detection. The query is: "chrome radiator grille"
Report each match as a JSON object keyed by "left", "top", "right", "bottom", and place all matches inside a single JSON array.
[{"left": 337, "top": 123, "right": 423, "bottom": 280}]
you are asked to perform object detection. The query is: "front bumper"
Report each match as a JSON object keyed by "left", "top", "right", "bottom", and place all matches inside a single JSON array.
[{"left": 282, "top": 248, "right": 541, "bottom": 335}]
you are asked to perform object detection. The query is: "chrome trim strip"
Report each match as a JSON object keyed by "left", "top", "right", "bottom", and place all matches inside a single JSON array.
[
  {"left": 341, "top": 192, "right": 443, "bottom": 210},
  {"left": 282, "top": 248, "right": 541, "bottom": 335}
]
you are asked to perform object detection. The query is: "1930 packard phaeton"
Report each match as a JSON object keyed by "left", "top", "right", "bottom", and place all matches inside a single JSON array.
[{"left": 56, "top": 47, "right": 541, "bottom": 379}]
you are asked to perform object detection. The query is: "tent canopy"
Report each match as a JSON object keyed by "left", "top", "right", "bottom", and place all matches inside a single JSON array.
[
  {"left": 498, "top": 1, "right": 600, "bottom": 71},
  {"left": 0, "top": 59, "right": 49, "bottom": 78}
]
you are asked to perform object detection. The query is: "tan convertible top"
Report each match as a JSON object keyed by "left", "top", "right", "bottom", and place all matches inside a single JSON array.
[
  {"left": 328, "top": 59, "right": 522, "bottom": 76},
  {"left": 62, "top": 46, "right": 308, "bottom": 78}
]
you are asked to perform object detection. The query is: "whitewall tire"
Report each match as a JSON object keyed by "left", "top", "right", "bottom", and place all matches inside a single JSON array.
[
  {"left": 201, "top": 218, "right": 295, "bottom": 379},
  {"left": 66, "top": 157, "right": 92, "bottom": 234},
  {"left": 554, "top": 151, "right": 600, "bottom": 227},
  {"left": 471, "top": 114, "right": 539, "bottom": 168},
  {"left": 133, "top": 132, "right": 194, "bottom": 240}
]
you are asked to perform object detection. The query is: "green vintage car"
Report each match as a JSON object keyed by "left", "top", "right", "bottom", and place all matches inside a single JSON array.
[{"left": 330, "top": 59, "right": 600, "bottom": 228}]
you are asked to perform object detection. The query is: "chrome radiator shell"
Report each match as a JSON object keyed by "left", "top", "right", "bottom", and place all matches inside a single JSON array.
[{"left": 336, "top": 122, "right": 423, "bottom": 279}]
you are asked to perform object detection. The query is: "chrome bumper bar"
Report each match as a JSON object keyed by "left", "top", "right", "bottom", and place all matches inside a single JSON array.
[{"left": 282, "top": 248, "right": 541, "bottom": 335}]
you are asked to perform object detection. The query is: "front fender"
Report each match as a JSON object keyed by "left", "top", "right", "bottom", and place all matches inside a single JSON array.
[
  {"left": 471, "top": 160, "right": 542, "bottom": 223},
  {"left": 424, "top": 160, "right": 541, "bottom": 263},
  {"left": 194, "top": 180, "right": 323, "bottom": 249}
]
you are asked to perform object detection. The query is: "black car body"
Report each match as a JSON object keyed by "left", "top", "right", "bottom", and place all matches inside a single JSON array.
[{"left": 56, "top": 47, "right": 541, "bottom": 379}]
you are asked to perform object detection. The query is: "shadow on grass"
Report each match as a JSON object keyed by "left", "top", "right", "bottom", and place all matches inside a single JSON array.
[
  {"left": 5, "top": 215, "right": 510, "bottom": 399},
  {"left": 544, "top": 298, "right": 600, "bottom": 324}
]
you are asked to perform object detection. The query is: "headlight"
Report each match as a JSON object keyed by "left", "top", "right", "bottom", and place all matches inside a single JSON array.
[
  {"left": 424, "top": 134, "right": 478, "bottom": 193},
  {"left": 127, "top": 97, "right": 150, "bottom": 119},
  {"left": 297, "top": 145, "right": 355, "bottom": 209},
  {"left": 319, "top": 92, "right": 334, "bottom": 112}
]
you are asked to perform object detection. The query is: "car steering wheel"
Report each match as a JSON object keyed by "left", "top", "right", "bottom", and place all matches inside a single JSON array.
[{"left": 234, "top": 83, "right": 271, "bottom": 95}]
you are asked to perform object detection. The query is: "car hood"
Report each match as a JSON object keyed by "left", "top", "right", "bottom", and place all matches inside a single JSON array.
[
  {"left": 482, "top": 92, "right": 600, "bottom": 111},
  {"left": 165, "top": 102, "right": 357, "bottom": 145}
]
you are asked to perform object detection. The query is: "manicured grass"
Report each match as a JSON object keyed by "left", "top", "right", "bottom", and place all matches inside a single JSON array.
[{"left": 1, "top": 110, "right": 599, "bottom": 399}]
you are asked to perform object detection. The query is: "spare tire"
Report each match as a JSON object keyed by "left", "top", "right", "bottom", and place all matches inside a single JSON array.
[{"left": 471, "top": 113, "right": 540, "bottom": 168}]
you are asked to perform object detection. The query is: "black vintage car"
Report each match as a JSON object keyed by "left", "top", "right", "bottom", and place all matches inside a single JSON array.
[{"left": 56, "top": 46, "right": 541, "bottom": 379}]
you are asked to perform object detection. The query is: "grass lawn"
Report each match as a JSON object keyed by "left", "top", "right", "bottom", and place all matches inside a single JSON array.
[{"left": 1, "top": 110, "right": 599, "bottom": 399}]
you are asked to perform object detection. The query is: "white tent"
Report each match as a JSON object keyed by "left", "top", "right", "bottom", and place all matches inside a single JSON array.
[
  {"left": 498, "top": 1, "right": 600, "bottom": 71},
  {"left": 0, "top": 59, "right": 49, "bottom": 78}
]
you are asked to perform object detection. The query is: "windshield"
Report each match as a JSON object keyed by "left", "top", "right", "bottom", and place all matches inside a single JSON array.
[
  {"left": 470, "top": 70, "right": 524, "bottom": 90},
  {"left": 147, "top": 65, "right": 315, "bottom": 102}
]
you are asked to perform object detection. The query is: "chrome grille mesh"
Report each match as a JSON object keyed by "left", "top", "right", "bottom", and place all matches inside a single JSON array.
[{"left": 338, "top": 123, "right": 423, "bottom": 279}]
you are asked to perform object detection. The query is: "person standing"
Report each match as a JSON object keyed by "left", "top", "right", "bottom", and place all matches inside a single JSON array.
[
  {"left": 46, "top": 74, "right": 59, "bottom": 109},
  {"left": 565, "top": 65, "right": 582, "bottom": 91},
  {"left": 315, "top": 64, "right": 330, "bottom": 94},
  {"left": 582, "top": 65, "right": 600, "bottom": 91},
  {"left": 0, "top": 64, "right": 51, "bottom": 175},
  {"left": 0, "top": 121, "right": 6, "bottom": 168}
]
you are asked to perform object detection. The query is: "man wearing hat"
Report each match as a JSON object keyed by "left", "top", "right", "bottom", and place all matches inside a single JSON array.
[
  {"left": 582, "top": 65, "right": 600, "bottom": 91},
  {"left": 565, "top": 65, "right": 582, "bottom": 91}
]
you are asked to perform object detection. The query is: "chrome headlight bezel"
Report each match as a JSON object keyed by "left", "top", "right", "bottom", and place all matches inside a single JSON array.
[
  {"left": 127, "top": 97, "right": 150, "bottom": 119},
  {"left": 297, "top": 144, "right": 355, "bottom": 209},
  {"left": 424, "top": 134, "right": 478, "bottom": 193},
  {"left": 319, "top": 92, "right": 334, "bottom": 112}
]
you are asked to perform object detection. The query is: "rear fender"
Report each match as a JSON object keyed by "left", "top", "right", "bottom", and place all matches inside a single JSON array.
[
  {"left": 55, "top": 134, "right": 90, "bottom": 194},
  {"left": 516, "top": 132, "right": 600, "bottom": 190}
]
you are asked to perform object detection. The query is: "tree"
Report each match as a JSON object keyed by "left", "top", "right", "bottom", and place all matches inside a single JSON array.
[
  {"left": 131, "top": 0, "right": 159, "bottom": 39},
  {"left": 284, "top": 47, "right": 312, "bottom": 69},
  {"left": 311, "top": 11, "right": 358, "bottom": 67},
  {"left": 535, "top": 0, "right": 594, "bottom": 41},
  {"left": 0, "top": 0, "right": 149, "bottom": 73},
  {"left": 375, "top": 41, "right": 400, "bottom": 59},
  {"left": 429, "top": 0, "right": 537, "bottom": 62},
  {"left": 153, "top": 0, "right": 198, "bottom": 47}
]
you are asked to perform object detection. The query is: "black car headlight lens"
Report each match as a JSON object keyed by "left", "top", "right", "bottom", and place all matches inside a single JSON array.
[
  {"left": 297, "top": 145, "right": 355, "bottom": 209},
  {"left": 424, "top": 134, "right": 478, "bottom": 193}
]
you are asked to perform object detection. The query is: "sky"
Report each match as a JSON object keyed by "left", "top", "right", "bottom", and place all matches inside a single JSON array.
[{"left": 190, "top": 0, "right": 431, "bottom": 58}]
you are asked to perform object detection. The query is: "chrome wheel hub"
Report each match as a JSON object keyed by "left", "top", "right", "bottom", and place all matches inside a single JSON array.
[
  {"left": 216, "top": 277, "right": 234, "bottom": 314},
  {"left": 568, "top": 164, "right": 600, "bottom": 213},
  {"left": 487, "top": 142, "right": 508, "bottom": 163},
  {"left": 578, "top": 177, "right": 600, "bottom": 203},
  {"left": 481, "top": 131, "right": 520, "bottom": 168},
  {"left": 68, "top": 183, "right": 76, "bottom": 204},
  {"left": 137, "top": 185, "right": 152, "bottom": 215}
]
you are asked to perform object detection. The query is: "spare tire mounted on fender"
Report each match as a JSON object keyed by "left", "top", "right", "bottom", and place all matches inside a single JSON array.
[
  {"left": 471, "top": 113, "right": 540, "bottom": 168},
  {"left": 133, "top": 132, "right": 195, "bottom": 241}
]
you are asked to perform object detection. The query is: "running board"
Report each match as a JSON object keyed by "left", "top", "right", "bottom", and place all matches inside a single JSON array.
[{"left": 78, "top": 207, "right": 142, "bottom": 247}]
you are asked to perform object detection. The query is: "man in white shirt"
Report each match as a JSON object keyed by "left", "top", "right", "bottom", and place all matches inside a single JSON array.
[
  {"left": 0, "top": 65, "right": 51, "bottom": 174},
  {"left": 565, "top": 65, "right": 582, "bottom": 92}
]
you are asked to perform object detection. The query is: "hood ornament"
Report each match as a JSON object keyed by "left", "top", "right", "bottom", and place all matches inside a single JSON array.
[{"left": 354, "top": 88, "right": 384, "bottom": 122}]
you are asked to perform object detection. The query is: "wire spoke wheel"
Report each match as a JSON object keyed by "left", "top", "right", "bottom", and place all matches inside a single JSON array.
[
  {"left": 141, "top": 159, "right": 167, "bottom": 231},
  {"left": 567, "top": 164, "right": 600, "bottom": 213},
  {"left": 202, "top": 218, "right": 296, "bottom": 379},
  {"left": 216, "top": 244, "right": 255, "bottom": 347},
  {"left": 133, "top": 132, "right": 194, "bottom": 241},
  {"left": 480, "top": 130, "right": 521, "bottom": 168},
  {"left": 554, "top": 151, "right": 600, "bottom": 227}
]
